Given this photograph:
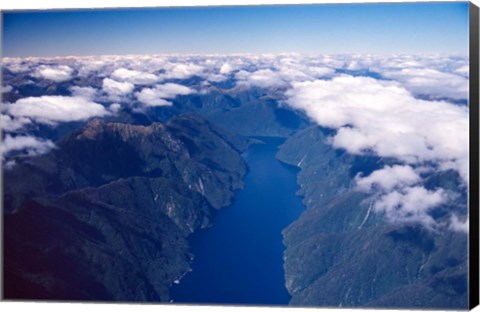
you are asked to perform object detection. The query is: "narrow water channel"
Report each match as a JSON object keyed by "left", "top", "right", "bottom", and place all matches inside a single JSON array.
[{"left": 170, "top": 137, "right": 305, "bottom": 306}]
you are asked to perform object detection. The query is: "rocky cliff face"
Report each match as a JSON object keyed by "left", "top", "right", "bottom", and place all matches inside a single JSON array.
[
  {"left": 276, "top": 126, "right": 468, "bottom": 309},
  {"left": 3, "top": 113, "right": 249, "bottom": 301}
]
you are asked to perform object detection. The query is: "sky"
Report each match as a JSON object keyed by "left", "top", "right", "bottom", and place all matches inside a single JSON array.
[{"left": 1, "top": 2, "right": 470, "bottom": 58}]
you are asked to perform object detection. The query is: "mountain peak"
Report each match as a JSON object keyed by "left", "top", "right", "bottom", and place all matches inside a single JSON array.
[{"left": 76, "top": 118, "right": 165, "bottom": 141}]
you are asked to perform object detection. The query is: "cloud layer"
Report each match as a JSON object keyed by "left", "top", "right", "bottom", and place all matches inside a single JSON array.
[
  {"left": 33, "top": 65, "right": 74, "bottom": 82},
  {"left": 2, "top": 135, "right": 55, "bottom": 161},
  {"left": 7, "top": 95, "right": 110, "bottom": 124},
  {"left": 136, "top": 83, "right": 195, "bottom": 106},
  {"left": 111, "top": 68, "right": 158, "bottom": 85},
  {"left": 356, "top": 165, "right": 421, "bottom": 193},
  {"left": 373, "top": 186, "right": 448, "bottom": 228},
  {"left": 285, "top": 74, "right": 468, "bottom": 231},
  {"left": 2, "top": 53, "right": 469, "bottom": 232},
  {"left": 101, "top": 78, "right": 135, "bottom": 101},
  {"left": 286, "top": 75, "right": 468, "bottom": 183}
]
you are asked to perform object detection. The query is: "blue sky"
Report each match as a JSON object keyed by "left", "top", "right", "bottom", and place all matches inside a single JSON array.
[{"left": 1, "top": 2, "right": 470, "bottom": 57}]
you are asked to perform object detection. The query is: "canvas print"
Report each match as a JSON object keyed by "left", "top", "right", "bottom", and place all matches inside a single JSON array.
[{"left": 1, "top": 1, "right": 478, "bottom": 309}]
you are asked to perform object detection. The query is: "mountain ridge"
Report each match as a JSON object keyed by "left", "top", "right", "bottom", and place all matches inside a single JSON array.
[{"left": 4, "top": 113, "right": 250, "bottom": 301}]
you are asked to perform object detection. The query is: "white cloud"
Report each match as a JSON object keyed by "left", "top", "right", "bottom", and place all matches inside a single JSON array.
[
  {"left": 455, "top": 65, "right": 469, "bottom": 77},
  {"left": 449, "top": 214, "right": 468, "bottom": 233},
  {"left": 373, "top": 186, "right": 448, "bottom": 228},
  {"left": 346, "top": 54, "right": 470, "bottom": 101},
  {"left": 70, "top": 86, "right": 98, "bottom": 100},
  {"left": 286, "top": 75, "right": 469, "bottom": 184},
  {"left": 111, "top": 68, "right": 158, "bottom": 85},
  {"left": 102, "top": 78, "right": 135, "bottom": 100},
  {"left": 356, "top": 165, "right": 421, "bottom": 193},
  {"left": 76, "top": 59, "right": 109, "bottom": 77},
  {"left": 135, "top": 83, "right": 195, "bottom": 107},
  {"left": 159, "top": 63, "right": 204, "bottom": 80},
  {"left": 206, "top": 73, "right": 228, "bottom": 82},
  {"left": 1, "top": 85, "right": 13, "bottom": 93},
  {"left": 381, "top": 67, "right": 468, "bottom": 101},
  {"left": 109, "top": 103, "right": 122, "bottom": 113},
  {"left": 1, "top": 114, "right": 32, "bottom": 132},
  {"left": 355, "top": 165, "right": 466, "bottom": 230},
  {"left": 2, "top": 53, "right": 470, "bottom": 231},
  {"left": 135, "top": 89, "right": 171, "bottom": 107},
  {"left": 7, "top": 96, "right": 110, "bottom": 124},
  {"left": 274, "top": 57, "right": 334, "bottom": 81},
  {"left": 33, "top": 65, "right": 74, "bottom": 82},
  {"left": 286, "top": 73, "right": 468, "bottom": 231},
  {"left": 220, "top": 62, "right": 234, "bottom": 74},
  {"left": 1, "top": 134, "right": 55, "bottom": 160},
  {"left": 3, "top": 60, "right": 32, "bottom": 73},
  {"left": 236, "top": 69, "right": 287, "bottom": 88},
  {"left": 234, "top": 56, "right": 334, "bottom": 89}
]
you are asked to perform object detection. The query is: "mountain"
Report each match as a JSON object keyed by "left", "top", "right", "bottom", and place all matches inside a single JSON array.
[
  {"left": 153, "top": 86, "right": 308, "bottom": 137},
  {"left": 277, "top": 127, "right": 468, "bottom": 309},
  {"left": 3, "top": 113, "right": 250, "bottom": 301},
  {"left": 276, "top": 126, "right": 468, "bottom": 309},
  {"left": 2, "top": 56, "right": 470, "bottom": 308}
]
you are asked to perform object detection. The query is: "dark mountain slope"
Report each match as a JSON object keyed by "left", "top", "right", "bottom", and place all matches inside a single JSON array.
[
  {"left": 152, "top": 86, "right": 308, "bottom": 137},
  {"left": 276, "top": 126, "right": 468, "bottom": 309},
  {"left": 3, "top": 114, "right": 249, "bottom": 301},
  {"left": 4, "top": 114, "right": 249, "bottom": 213}
]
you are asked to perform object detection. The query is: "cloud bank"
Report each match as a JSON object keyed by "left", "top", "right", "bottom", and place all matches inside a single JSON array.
[
  {"left": 286, "top": 75, "right": 468, "bottom": 182},
  {"left": 356, "top": 165, "right": 421, "bottom": 193},
  {"left": 135, "top": 83, "right": 195, "bottom": 107},
  {"left": 2, "top": 135, "right": 55, "bottom": 161},
  {"left": 2, "top": 53, "right": 469, "bottom": 232},
  {"left": 7, "top": 95, "right": 110, "bottom": 124},
  {"left": 373, "top": 186, "right": 448, "bottom": 228},
  {"left": 285, "top": 74, "right": 468, "bottom": 231},
  {"left": 111, "top": 68, "right": 158, "bottom": 85},
  {"left": 102, "top": 78, "right": 135, "bottom": 101},
  {"left": 1, "top": 114, "right": 31, "bottom": 132},
  {"left": 33, "top": 65, "right": 74, "bottom": 82}
]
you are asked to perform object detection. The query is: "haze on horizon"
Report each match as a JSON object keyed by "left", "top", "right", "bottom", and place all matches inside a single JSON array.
[{"left": 1, "top": 2, "right": 469, "bottom": 58}]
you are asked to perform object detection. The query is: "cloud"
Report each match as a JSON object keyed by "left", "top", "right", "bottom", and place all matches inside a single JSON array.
[
  {"left": 236, "top": 69, "right": 287, "bottom": 88},
  {"left": 356, "top": 165, "right": 421, "bottom": 193},
  {"left": 3, "top": 59, "right": 33, "bottom": 73},
  {"left": 380, "top": 67, "right": 468, "bottom": 101},
  {"left": 373, "top": 186, "right": 448, "bottom": 228},
  {"left": 135, "top": 89, "right": 171, "bottom": 107},
  {"left": 1, "top": 114, "right": 32, "bottom": 132},
  {"left": 102, "top": 78, "right": 135, "bottom": 101},
  {"left": 135, "top": 83, "right": 195, "bottom": 107},
  {"left": 111, "top": 68, "right": 158, "bottom": 85},
  {"left": 274, "top": 56, "right": 335, "bottom": 81},
  {"left": 449, "top": 214, "right": 468, "bottom": 233},
  {"left": 234, "top": 56, "right": 334, "bottom": 89},
  {"left": 1, "top": 85, "right": 13, "bottom": 93},
  {"left": 2, "top": 53, "right": 469, "bottom": 232},
  {"left": 206, "top": 73, "right": 228, "bottom": 83},
  {"left": 1, "top": 134, "right": 55, "bottom": 161},
  {"left": 159, "top": 63, "right": 204, "bottom": 80},
  {"left": 220, "top": 62, "right": 234, "bottom": 74},
  {"left": 109, "top": 103, "right": 122, "bottom": 113},
  {"left": 355, "top": 165, "right": 466, "bottom": 231},
  {"left": 285, "top": 73, "right": 468, "bottom": 231},
  {"left": 455, "top": 65, "right": 469, "bottom": 77},
  {"left": 70, "top": 86, "right": 98, "bottom": 100},
  {"left": 33, "top": 65, "right": 74, "bottom": 82},
  {"left": 7, "top": 95, "right": 110, "bottom": 124},
  {"left": 347, "top": 54, "right": 471, "bottom": 101},
  {"left": 286, "top": 75, "right": 468, "bottom": 183}
]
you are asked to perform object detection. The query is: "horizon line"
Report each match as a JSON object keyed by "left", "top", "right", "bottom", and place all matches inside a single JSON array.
[{"left": 2, "top": 51, "right": 470, "bottom": 60}]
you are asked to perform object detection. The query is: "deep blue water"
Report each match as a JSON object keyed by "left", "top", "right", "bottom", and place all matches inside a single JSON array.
[{"left": 170, "top": 137, "right": 305, "bottom": 306}]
